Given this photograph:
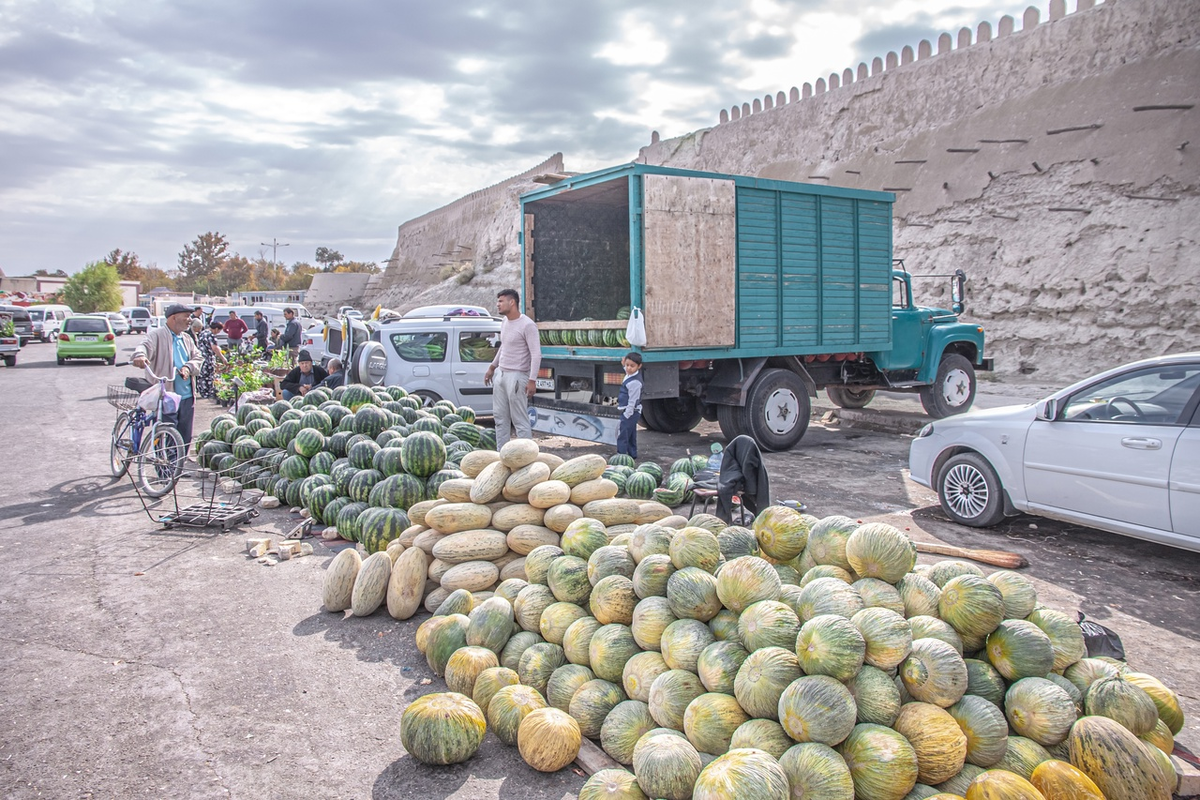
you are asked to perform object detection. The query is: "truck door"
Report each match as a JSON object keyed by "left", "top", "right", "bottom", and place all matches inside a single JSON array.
[{"left": 886, "top": 274, "right": 929, "bottom": 370}]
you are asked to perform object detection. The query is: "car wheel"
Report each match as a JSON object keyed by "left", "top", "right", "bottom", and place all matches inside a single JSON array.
[
  {"left": 57, "top": 357, "right": 66, "bottom": 366},
  {"left": 936, "top": 452, "right": 1007, "bottom": 527},
  {"left": 920, "top": 353, "right": 976, "bottom": 418},
  {"left": 3, "top": 356, "right": 14, "bottom": 368},
  {"left": 106, "top": 356, "right": 116, "bottom": 366},
  {"left": 412, "top": 390, "right": 442, "bottom": 408},
  {"left": 826, "top": 386, "right": 877, "bottom": 409},
  {"left": 643, "top": 397, "right": 703, "bottom": 434}
]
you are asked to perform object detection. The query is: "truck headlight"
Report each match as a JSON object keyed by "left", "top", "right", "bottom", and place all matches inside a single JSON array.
[{"left": 916, "top": 423, "right": 934, "bottom": 438}]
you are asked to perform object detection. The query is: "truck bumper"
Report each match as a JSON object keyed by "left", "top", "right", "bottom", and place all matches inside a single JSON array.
[
  {"left": 529, "top": 397, "right": 621, "bottom": 445},
  {"left": 979, "top": 357, "right": 994, "bottom": 371}
]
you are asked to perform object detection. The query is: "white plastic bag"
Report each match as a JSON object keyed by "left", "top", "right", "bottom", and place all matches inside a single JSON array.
[
  {"left": 625, "top": 307, "right": 647, "bottom": 348},
  {"left": 138, "top": 383, "right": 181, "bottom": 415}
]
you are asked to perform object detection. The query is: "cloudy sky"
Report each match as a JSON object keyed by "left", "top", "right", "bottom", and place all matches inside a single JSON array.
[{"left": 1, "top": 0, "right": 1037, "bottom": 276}]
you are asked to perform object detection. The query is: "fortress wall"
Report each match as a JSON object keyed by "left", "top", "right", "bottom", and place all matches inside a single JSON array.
[
  {"left": 372, "top": 153, "right": 564, "bottom": 312},
  {"left": 638, "top": 0, "right": 1199, "bottom": 377}
]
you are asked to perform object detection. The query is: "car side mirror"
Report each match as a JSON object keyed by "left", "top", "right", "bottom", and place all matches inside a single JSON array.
[{"left": 1037, "top": 399, "right": 1058, "bottom": 421}]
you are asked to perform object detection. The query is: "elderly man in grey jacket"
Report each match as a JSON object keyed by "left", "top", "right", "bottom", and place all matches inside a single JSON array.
[{"left": 132, "top": 303, "right": 204, "bottom": 447}]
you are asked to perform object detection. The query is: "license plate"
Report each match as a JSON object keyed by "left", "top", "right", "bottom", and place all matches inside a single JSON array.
[
  {"left": 535, "top": 378, "right": 554, "bottom": 390},
  {"left": 77, "top": 336, "right": 97, "bottom": 342}
]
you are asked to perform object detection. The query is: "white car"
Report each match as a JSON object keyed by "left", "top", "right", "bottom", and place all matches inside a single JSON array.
[
  {"left": 909, "top": 352, "right": 1200, "bottom": 552},
  {"left": 105, "top": 312, "right": 130, "bottom": 336}
]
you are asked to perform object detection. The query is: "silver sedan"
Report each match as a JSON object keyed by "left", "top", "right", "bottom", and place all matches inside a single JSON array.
[{"left": 909, "top": 352, "right": 1200, "bottom": 553}]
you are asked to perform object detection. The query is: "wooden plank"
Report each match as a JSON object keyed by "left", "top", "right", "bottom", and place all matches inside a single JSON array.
[
  {"left": 642, "top": 174, "right": 737, "bottom": 349},
  {"left": 575, "top": 737, "right": 622, "bottom": 776}
]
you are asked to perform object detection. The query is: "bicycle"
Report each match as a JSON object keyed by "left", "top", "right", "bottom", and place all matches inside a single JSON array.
[{"left": 108, "top": 365, "right": 187, "bottom": 497}]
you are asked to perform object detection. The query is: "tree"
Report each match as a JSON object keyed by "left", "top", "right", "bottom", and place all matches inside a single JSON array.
[
  {"left": 334, "top": 261, "right": 380, "bottom": 274},
  {"left": 104, "top": 248, "right": 144, "bottom": 281},
  {"left": 62, "top": 262, "right": 123, "bottom": 313},
  {"left": 33, "top": 269, "right": 68, "bottom": 277},
  {"left": 178, "top": 232, "right": 230, "bottom": 291},
  {"left": 315, "top": 247, "right": 344, "bottom": 270}
]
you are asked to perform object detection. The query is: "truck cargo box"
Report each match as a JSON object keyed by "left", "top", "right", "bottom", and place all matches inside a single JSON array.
[{"left": 521, "top": 163, "right": 895, "bottom": 360}]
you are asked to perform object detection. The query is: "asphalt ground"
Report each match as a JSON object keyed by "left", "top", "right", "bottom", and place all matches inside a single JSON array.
[{"left": 0, "top": 343, "right": 1196, "bottom": 799}]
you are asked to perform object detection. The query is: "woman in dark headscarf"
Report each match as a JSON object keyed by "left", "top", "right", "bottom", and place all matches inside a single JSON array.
[{"left": 195, "top": 320, "right": 225, "bottom": 399}]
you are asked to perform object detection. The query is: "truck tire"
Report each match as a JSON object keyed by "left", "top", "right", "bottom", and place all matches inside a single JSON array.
[
  {"left": 744, "top": 368, "right": 810, "bottom": 451},
  {"left": 716, "top": 403, "right": 746, "bottom": 441},
  {"left": 937, "top": 452, "right": 1007, "bottom": 527},
  {"left": 643, "top": 397, "right": 703, "bottom": 434},
  {"left": 919, "top": 353, "right": 976, "bottom": 419},
  {"left": 826, "top": 386, "right": 876, "bottom": 409}
]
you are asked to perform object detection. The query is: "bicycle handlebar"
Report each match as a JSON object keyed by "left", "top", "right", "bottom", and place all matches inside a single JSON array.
[{"left": 115, "top": 361, "right": 176, "bottom": 383}]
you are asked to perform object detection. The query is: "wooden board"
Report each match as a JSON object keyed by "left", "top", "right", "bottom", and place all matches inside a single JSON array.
[
  {"left": 575, "top": 737, "right": 622, "bottom": 775},
  {"left": 642, "top": 174, "right": 737, "bottom": 349}
]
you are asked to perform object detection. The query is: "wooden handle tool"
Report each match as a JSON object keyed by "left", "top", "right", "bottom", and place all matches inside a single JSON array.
[{"left": 914, "top": 541, "right": 1027, "bottom": 569}]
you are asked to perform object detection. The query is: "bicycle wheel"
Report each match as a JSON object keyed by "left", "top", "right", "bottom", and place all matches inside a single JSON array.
[
  {"left": 110, "top": 412, "right": 136, "bottom": 478},
  {"left": 136, "top": 424, "right": 186, "bottom": 498}
]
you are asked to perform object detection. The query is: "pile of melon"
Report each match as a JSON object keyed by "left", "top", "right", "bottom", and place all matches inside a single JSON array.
[{"left": 324, "top": 440, "right": 1187, "bottom": 800}]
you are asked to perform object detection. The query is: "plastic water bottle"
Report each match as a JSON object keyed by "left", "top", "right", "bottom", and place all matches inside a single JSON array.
[{"left": 706, "top": 443, "right": 724, "bottom": 472}]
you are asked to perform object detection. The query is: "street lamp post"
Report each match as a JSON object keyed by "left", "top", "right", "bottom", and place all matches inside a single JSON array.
[{"left": 261, "top": 238, "right": 290, "bottom": 266}]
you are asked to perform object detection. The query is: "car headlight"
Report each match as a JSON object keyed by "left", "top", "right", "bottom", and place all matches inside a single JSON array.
[{"left": 916, "top": 423, "right": 934, "bottom": 438}]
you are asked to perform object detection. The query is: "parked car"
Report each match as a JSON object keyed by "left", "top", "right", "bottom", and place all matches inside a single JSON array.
[
  {"left": 149, "top": 315, "right": 166, "bottom": 330},
  {"left": 57, "top": 315, "right": 117, "bottom": 365},
  {"left": 322, "top": 311, "right": 502, "bottom": 414},
  {"left": 27, "top": 305, "right": 73, "bottom": 342},
  {"left": 122, "top": 306, "right": 152, "bottom": 334},
  {"left": 909, "top": 352, "right": 1200, "bottom": 553},
  {"left": 401, "top": 304, "right": 491, "bottom": 318},
  {"left": 105, "top": 312, "right": 130, "bottom": 336},
  {"left": 0, "top": 305, "right": 34, "bottom": 346},
  {"left": 0, "top": 311, "right": 20, "bottom": 366}
]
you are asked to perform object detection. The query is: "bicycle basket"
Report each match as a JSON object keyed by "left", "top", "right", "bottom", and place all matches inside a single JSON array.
[{"left": 107, "top": 385, "right": 140, "bottom": 411}]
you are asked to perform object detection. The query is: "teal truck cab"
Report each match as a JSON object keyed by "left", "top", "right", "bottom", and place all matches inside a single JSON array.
[{"left": 521, "top": 164, "right": 991, "bottom": 450}]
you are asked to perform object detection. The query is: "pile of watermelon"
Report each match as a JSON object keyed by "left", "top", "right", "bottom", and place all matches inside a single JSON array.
[
  {"left": 603, "top": 453, "right": 706, "bottom": 506},
  {"left": 321, "top": 454, "right": 1187, "bottom": 800},
  {"left": 539, "top": 328, "right": 630, "bottom": 348},
  {"left": 191, "top": 383, "right": 496, "bottom": 552}
]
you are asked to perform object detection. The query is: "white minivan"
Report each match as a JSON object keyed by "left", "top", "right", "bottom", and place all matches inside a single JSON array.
[
  {"left": 122, "top": 306, "right": 153, "bottom": 334},
  {"left": 28, "top": 305, "right": 73, "bottom": 342}
]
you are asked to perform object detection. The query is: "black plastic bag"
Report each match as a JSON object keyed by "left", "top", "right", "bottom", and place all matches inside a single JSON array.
[{"left": 1077, "top": 611, "right": 1125, "bottom": 660}]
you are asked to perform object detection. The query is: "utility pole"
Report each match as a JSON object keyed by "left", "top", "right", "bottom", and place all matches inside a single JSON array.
[{"left": 261, "top": 238, "right": 290, "bottom": 266}]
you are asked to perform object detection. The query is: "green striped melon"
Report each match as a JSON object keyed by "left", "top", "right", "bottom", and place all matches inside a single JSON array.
[
  {"left": 715, "top": 556, "right": 781, "bottom": 613},
  {"left": 517, "top": 642, "right": 566, "bottom": 697},
  {"left": 845, "top": 664, "right": 901, "bottom": 727},
  {"left": 466, "top": 596, "right": 515, "bottom": 654},
  {"left": 562, "top": 616, "right": 602, "bottom": 666},
  {"left": 682, "top": 693, "right": 749, "bottom": 756},
  {"left": 900, "top": 637, "right": 969, "bottom": 708},
  {"left": 938, "top": 575, "right": 1005, "bottom": 650},
  {"left": 659, "top": 618, "right": 715, "bottom": 673},
  {"left": 965, "top": 657, "right": 1008, "bottom": 707},
  {"left": 796, "top": 614, "right": 866, "bottom": 681},
  {"left": 845, "top": 522, "right": 916, "bottom": 583},
  {"left": 588, "top": 545, "right": 637, "bottom": 585},
  {"left": 622, "top": 651, "right": 669, "bottom": 703},
  {"left": 927, "top": 559, "right": 985, "bottom": 587},
  {"left": 600, "top": 700, "right": 657, "bottom": 766},
  {"left": 445, "top": 645, "right": 500, "bottom": 697},
  {"left": 588, "top": 623, "right": 641, "bottom": 683},
  {"left": 716, "top": 526, "right": 760, "bottom": 560},
  {"left": 733, "top": 646, "right": 800, "bottom": 720},
  {"left": 499, "top": 630, "right": 544, "bottom": 672},
  {"left": 691, "top": 747, "right": 790, "bottom": 799},
  {"left": 548, "top": 555, "right": 593, "bottom": 605},
  {"left": 1063, "top": 657, "right": 1122, "bottom": 696},
  {"left": 695, "top": 640, "right": 750, "bottom": 696},
  {"left": 1005, "top": 677, "right": 1077, "bottom": 746},
  {"left": 908, "top": 615, "right": 964, "bottom": 655},
  {"left": 666, "top": 566, "right": 721, "bottom": 621},
  {"left": 648, "top": 669, "right": 706, "bottom": 731},
  {"left": 994, "top": 735, "right": 1053, "bottom": 780},
  {"left": 987, "top": 570, "right": 1039, "bottom": 619},
  {"left": 778, "top": 674, "right": 857, "bottom": 747},
  {"left": 852, "top": 578, "right": 905, "bottom": 615},
  {"left": 400, "top": 692, "right": 486, "bottom": 765},
  {"left": 546, "top": 664, "right": 596, "bottom": 713},
  {"left": 778, "top": 742, "right": 855, "bottom": 800},
  {"left": 631, "top": 596, "right": 677, "bottom": 651},
  {"left": 1085, "top": 676, "right": 1158, "bottom": 736},
  {"left": 805, "top": 515, "right": 857, "bottom": 570},
  {"left": 1026, "top": 607, "right": 1087, "bottom": 672},
  {"left": 632, "top": 553, "right": 675, "bottom": 599},
  {"left": 837, "top": 724, "right": 919, "bottom": 800},
  {"left": 561, "top": 517, "right": 610, "bottom": 561},
  {"left": 752, "top": 505, "right": 810, "bottom": 561},
  {"left": 1125, "top": 671, "right": 1185, "bottom": 735},
  {"left": 632, "top": 730, "right": 703, "bottom": 800},
  {"left": 514, "top": 583, "right": 557, "bottom": 633},
  {"left": 892, "top": 702, "right": 968, "bottom": 785},
  {"left": 851, "top": 607, "right": 912, "bottom": 671},
  {"left": 425, "top": 613, "right": 470, "bottom": 676},
  {"left": 569, "top": 678, "right": 627, "bottom": 738},
  {"left": 524, "top": 544, "right": 564, "bottom": 585},
  {"left": 707, "top": 609, "right": 742, "bottom": 644},
  {"left": 628, "top": 524, "right": 673, "bottom": 563},
  {"left": 590, "top": 575, "right": 638, "bottom": 626},
  {"left": 795, "top": 577, "right": 864, "bottom": 621},
  {"left": 488, "top": 683, "right": 548, "bottom": 745},
  {"left": 948, "top": 694, "right": 1009, "bottom": 768},
  {"left": 985, "top": 619, "right": 1055, "bottom": 681},
  {"left": 737, "top": 600, "right": 800, "bottom": 652},
  {"left": 539, "top": 601, "right": 589, "bottom": 646},
  {"left": 729, "top": 720, "right": 794, "bottom": 760}
]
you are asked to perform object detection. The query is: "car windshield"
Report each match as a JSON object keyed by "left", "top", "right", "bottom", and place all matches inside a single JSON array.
[
  {"left": 1, "top": 308, "right": 31, "bottom": 322},
  {"left": 128, "top": 309, "right": 149, "bottom": 318},
  {"left": 1062, "top": 365, "right": 1200, "bottom": 424},
  {"left": 64, "top": 318, "right": 109, "bottom": 333}
]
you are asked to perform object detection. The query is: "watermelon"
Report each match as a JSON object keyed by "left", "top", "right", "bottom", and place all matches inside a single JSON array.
[
  {"left": 347, "top": 469, "right": 384, "bottom": 503},
  {"left": 372, "top": 446, "right": 405, "bottom": 476},
  {"left": 426, "top": 468, "right": 464, "bottom": 499},
  {"left": 447, "top": 421, "right": 482, "bottom": 446},
  {"left": 402, "top": 431, "right": 447, "bottom": 477},
  {"left": 609, "top": 454, "right": 636, "bottom": 469},
  {"left": 299, "top": 409, "right": 333, "bottom": 436},
  {"left": 353, "top": 405, "right": 389, "bottom": 438},
  {"left": 670, "top": 457, "right": 696, "bottom": 477},
  {"left": 306, "top": 484, "right": 339, "bottom": 524},
  {"left": 279, "top": 454, "right": 309, "bottom": 481},
  {"left": 347, "top": 439, "right": 381, "bottom": 470},
  {"left": 340, "top": 384, "right": 376, "bottom": 411},
  {"left": 368, "top": 473, "right": 425, "bottom": 510},
  {"left": 357, "top": 506, "right": 410, "bottom": 552},
  {"left": 292, "top": 428, "right": 324, "bottom": 459},
  {"left": 625, "top": 472, "right": 658, "bottom": 500}
]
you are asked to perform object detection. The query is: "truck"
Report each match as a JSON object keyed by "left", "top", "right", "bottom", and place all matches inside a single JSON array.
[{"left": 520, "top": 163, "right": 992, "bottom": 450}]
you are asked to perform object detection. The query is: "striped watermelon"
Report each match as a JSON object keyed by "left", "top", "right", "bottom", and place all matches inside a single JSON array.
[
  {"left": 293, "top": 429, "right": 324, "bottom": 459},
  {"left": 402, "top": 431, "right": 447, "bottom": 478},
  {"left": 636, "top": 462, "right": 664, "bottom": 484},
  {"left": 348, "top": 469, "right": 384, "bottom": 503},
  {"left": 336, "top": 501, "right": 369, "bottom": 542},
  {"left": 306, "top": 484, "right": 339, "bottom": 524},
  {"left": 348, "top": 440, "right": 381, "bottom": 470},
  {"left": 298, "top": 474, "right": 333, "bottom": 507},
  {"left": 369, "top": 473, "right": 426, "bottom": 510},
  {"left": 231, "top": 437, "right": 258, "bottom": 461},
  {"left": 625, "top": 472, "right": 658, "bottom": 500},
  {"left": 326, "top": 431, "right": 351, "bottom": 457},
  {"left": 338, "top": 413, "right": 356, "bottom": 432},
  {"left": 279, "top": 454, "right": 310, "bottom": 481},
  {"left": 670, "top": 458, "right": 697, "bottom": 477},
  {"left": 340, "top": 384, "right": 376, "bottom": 411},
  {"left": 427, "top": 469, "right": 465, "bottom": 499},
  {"left": 299, "top": 409, "right": 333, "bottom": 436},
  {"left": 412, "top": 416, "right": 444, "bottom": 436},
  {"left": 455, "top": 406, "right": 476, "bottom": 424},
  {"left": 448, "top": 422, "right": 482, "bottom": 446},
  {"left": 373, "top": 447, "right": 405, "bottom": 476},
  {"left": 331, "top": 464, "right": 359, "bottom": 496},
  {"left": 275, "top": 419, "right": 300, "bottom": 444},
  {"left": 353, "top": 405, "right": 389, "bottom": 438},
  {"left": 609, "top": 454, "right": 636, "bottom": 469},
  {"left": 478, "top": 428, "right": 497, "bottom": 450},
  {"left": 284, "top": 477, "right": 304, "bottom": 507},
  {"left": 310, "top": 451, "right": 336, "bottom": 475},
  {"left": 357, "top": 507, "right": 411, "bottom": 552},
  {"left": 323, "top": 496, "right": 352, "bottom": 529}
]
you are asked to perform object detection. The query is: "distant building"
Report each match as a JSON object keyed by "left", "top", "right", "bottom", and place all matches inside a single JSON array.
[
  {"left": 0, "top": 274, "right": 142, "bottom": 308},
  {"left": 230, "top": 290, "right": 307, "bottom": 306}
]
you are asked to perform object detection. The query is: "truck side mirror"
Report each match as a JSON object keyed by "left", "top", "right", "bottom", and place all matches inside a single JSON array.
[{"left": 951, "top": 269, "right": 966, "bottom": 314}]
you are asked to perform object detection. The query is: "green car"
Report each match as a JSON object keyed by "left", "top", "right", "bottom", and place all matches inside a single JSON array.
[{"left": 57, "top": 315, "right": 117, "bottom": 365}]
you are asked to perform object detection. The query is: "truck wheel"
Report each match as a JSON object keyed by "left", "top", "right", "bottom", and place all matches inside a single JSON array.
[
  {"left": 644, "top": 397, "right": 703, "bottom": 434},
  {"left": 716, "top": 403, "right": 746, "bottom": 441},
  {"left": 744, "top": 368, "right": 810, "bottom": 451},
  {"left": 937, "top": 452, "right": 1007, "bottom": 527},
  {"left": 826, "top": 386, "right": 876, "bottom": 409},
  {"left": 920, "top": 353, "right": 976, "bottom": 419}
]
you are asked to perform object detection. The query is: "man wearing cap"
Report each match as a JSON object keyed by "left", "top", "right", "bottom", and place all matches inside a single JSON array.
[
  {"left": 132, "top": 303, "right": 203, "bottom": 447},
  {"left": 223, "top": 309, "right": 248, "bottom": 351},
  {"left": 279, "top": 349, "right": 328, "bottom": 399},
  {"left": 279, "top": 307, "right": 302, "bottom": 364}
]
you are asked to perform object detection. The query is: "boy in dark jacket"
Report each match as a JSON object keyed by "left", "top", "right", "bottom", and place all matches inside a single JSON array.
[{"left": 617, "top": 352, "right": 643, "bottom": 458}]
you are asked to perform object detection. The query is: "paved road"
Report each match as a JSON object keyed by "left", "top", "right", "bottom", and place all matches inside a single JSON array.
[{"left": 0, "top": 342, "right": 1195, "bottom": 799}]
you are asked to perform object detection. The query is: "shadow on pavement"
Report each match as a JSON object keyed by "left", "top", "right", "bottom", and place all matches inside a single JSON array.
[
  {"left": 0, "top": 474, "right": 142, "bottom": 527},
  {"left": 911, "top": 505, "right": 1200, "bottom": 641},
  {"left": 372, "top": 740, "right": 584, "bottom": 799}
]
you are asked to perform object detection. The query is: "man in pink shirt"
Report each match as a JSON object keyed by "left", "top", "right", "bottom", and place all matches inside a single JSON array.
[{"left": 484, "top": 288, "right": 542, "bottom": 448}]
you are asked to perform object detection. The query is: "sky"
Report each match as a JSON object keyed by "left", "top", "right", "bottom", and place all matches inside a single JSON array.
[{"left": 0, "top": 0, "right": 1039, "bottom": 276}]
